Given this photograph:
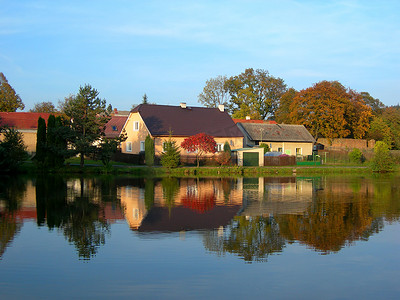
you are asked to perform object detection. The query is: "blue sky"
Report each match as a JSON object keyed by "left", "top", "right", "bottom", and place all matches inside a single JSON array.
[{"left": 1, "top": 0, "right": 399, "bottom": 111}]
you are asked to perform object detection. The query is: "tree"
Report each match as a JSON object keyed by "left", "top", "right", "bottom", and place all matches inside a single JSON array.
[
  {"left": 361, "top": 92, "right": 385, "bottom": 116},
  {"left": 368, "top": 116, "right": 393, "bottom": 147},
  {"left": 0, "top": 127, "right": 28, "bottom": 172},
  {"left": 259, "top": 143, "right": 270, "bottom": 154},
  {"left": 275, "top": 88, "right": 297, "bottom": 123},
  {"left": 35, "top": 117, "right": 47, "bottom": 165},
  {"left": 382, "top": 106, "right": 400, "bottom": 149},
  {"left": 61, "top": 84, "right": 110, "bottom": 168},
  {"left": 370, "top": 141, "right": 394, "bottom": 172},
  {"left": 160, "top": 134, "right": 180, "bottom": 169},
  {"left": 29, "top": 101, "right": 57, "bottom": 113},
  {"left": 289, "top": 81, "right": 371, "bottom": 141},
  {"left": 142, "top": 93, "right": 148, "bottom": 104},
  {"left": 145, "top": 135, "right": 155, "bottom": 166},
  {"left": 198, "top": 75, "right": 232, "bottom": 113},
  {"left": 0, "top": 73, "right": 24, "bottom": 112},
  {"left": 181, "top": 133, "right": 217, "bottom": 167},
  {"left": 224, "top": 68, "right": 287, "bottom": 120}
]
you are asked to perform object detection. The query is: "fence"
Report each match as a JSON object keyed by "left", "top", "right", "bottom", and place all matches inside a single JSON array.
[{"left": 264, "top": 155, "right": 296, "bottom": 166}]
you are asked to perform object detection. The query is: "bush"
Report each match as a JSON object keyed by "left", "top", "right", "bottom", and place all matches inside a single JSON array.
[
  {"left": 0, "top": 127, "right": 28, "bottom": 172},
  {"left": 370, "top": 141, "right": 394, "bottom": 172},
  {"left": 145, "top": 135, "right": 155, "bottom": 166},
  {"left": 349, "top": 148, "right": 365, "bottom": 164},
  {"left": 161, "top": 138, "right": 180, "bottom": 169},
  {"left": 259, "top": 143, "right": 270, "bottom": 153}
]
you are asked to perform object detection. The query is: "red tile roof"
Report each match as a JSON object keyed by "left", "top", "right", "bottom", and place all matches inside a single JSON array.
[
  {"left": 132, "top": 104, "right": 243, "bottom": 137},
  {"left": 0, "top": 112, "right": 53, "bottom": 130},
  {"left": 104, "top": 115, "right": 128, "bottom": 138}
]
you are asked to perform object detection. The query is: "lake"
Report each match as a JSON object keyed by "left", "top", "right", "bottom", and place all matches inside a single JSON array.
[{"left": 0, "top": 175, "right": 399, "bottom": 299}]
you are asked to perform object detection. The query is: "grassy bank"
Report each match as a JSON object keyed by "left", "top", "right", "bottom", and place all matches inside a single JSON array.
[{"left": 19, "top": 160, "right": 388, "bottom": 177}]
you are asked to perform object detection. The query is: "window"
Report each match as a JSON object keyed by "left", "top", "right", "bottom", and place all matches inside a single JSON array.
[
  {"left": 112, "top": 126, "right": 118, "bottom": 131},
  {"left": 296, "top": 148, "right": 302, "bottom": 155},
  {"left": 133, "top": 121, "right": 139, "bottom": 131},
  {"left": 126, "top": 142, "right": 132, "bottom": 152},
  {"left": 216, "top": 143, "right": 224, "bottom": 152},
  {"left": 278, "top": 147, "right": 283, "bottom": 152},
  {"left": 140, "top": 141, "right": 145, "bottom": 152}
]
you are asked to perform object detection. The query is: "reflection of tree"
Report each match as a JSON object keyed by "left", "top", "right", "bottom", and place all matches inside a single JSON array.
[
  {"left": 161, "top": 177, "right": 179, "bottom": 210},
  {"left": 372, "top": 177, "right": 400, "bottom": 222},
  {"left": 61, "top": 196, "right": 109, "bottom": 260},
  {"left": 182, "top": 193, "right": 215, "bottom": 213},
  {"left": 221, "top": 178, "right": 232, "bottom": 202},
  {"left": 0, "top": 175, "right": 27, "bottom": 212},
  {"left": 0, "top": 215, "right": 22, "bottom": 259},
  {"left": 276, "top": 190, "right": 374, "bottom": 253},
  {"left": 203, "top": 216, "right": 286, "bottom": 262},
  {"left": 35, "top": 176, "right": 111, "bottom": 260},
  {"left": 144, "top": 178, "right": 155, "bottom": 210}
]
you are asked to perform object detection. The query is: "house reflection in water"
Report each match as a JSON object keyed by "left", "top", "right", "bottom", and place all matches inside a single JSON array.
[
  {"left": 118, "top": 178, "right": 244, "bottom": 232},
  {"left": 240, "top": 177, "right": 315, "bottom": 217}
]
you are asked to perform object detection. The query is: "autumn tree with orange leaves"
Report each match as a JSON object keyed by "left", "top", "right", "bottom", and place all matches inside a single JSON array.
[
  {"left": 288, "top": 81, "right": 372, "bottom": 142},
  {"left": 181, "top": 133, "right": 217, "bottom": 167}
]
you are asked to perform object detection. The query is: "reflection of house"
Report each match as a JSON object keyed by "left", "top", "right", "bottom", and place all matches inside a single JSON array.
[
  {"left": 0, "top": 112, "right": 52, "bottom": 153},
  {"left": 240, "top": 177, "right": 314, "bottom": 216},
  {"left": 120, "top": 103, "right": 244, "bottom": 156},
  {"left": 118, "top": 178, "right": 244, "bottom": 231},
  {"left": 236, "top": 122, "right": 315, "bottom": 156}
]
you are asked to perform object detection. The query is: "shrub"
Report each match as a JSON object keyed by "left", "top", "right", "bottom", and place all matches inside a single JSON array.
[
  {"left": 145, "top": 135, "right": 155, "bottom": 166},
  {"left": 349, "top": 148, "right": 365, "bottom": 164},
  {"left": 370, "top": 141, "right": 394, "bottom": 172},
  {"left": 161, "top": 137, "right": 180, "bottom": 169},
  {"left": 259, "top": 143, "right": 270, "bottom": 154}
]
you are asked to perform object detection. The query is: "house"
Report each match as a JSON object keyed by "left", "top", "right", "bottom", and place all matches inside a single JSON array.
[
  {"left": 236, "top": 122, "right": 315, "bottom": 156},
  {"left": 104, "top": 115, "right": 128, "bottom": 139},
  {"left": 120, "top": 103, "right": 244, "bottom": 156},
  {"left": 0, "top": 112, "right": 52, "bottom": 153}
]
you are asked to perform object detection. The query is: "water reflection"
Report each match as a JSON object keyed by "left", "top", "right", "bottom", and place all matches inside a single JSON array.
[{"left": 0, "top": 175, "right": 399, "bottom": 262}]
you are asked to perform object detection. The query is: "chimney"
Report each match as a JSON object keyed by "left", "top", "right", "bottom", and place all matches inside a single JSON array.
[
  {"left": 180, "top": 102, "right": 187, "bottom": 109},
  {"left": 218, "top": 104, "right": 224, "bottom": 112},
  {"left": 246, "top": 116, "right": 251, "bottom": 120},
  {"left": 114, "top": 108, "right": 118, "bottom": 115}
]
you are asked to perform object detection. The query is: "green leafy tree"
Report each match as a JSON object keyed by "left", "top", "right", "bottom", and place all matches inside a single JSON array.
[
  {"left": 361, "top": 92, "right": 385, "bottom": 116},
  {"left": 382, "top": 106, "right": 400, "bottom": 150},
  {"left": 97, "top": 129, "right": 127, "bottom": 169},
  {"left": 275, "top": 88, "right": 297, "bottom": 123},
  {"left": 0, "top": 73, "right": 24, "bottom": 112},
  {"left": 161, "top": 134, "right": 181, "bottom": 169},
  {"left": 371, "top": 141, "right": 394, "bottom": 172},
  {"left": 198, "top": 75, "right": 232, "bottom": 113},
  {"left": 368, "top": 116, "right": 393, "bottom": 147},
  {"left": 30, "top": 101, "right": 57, "bottom": 113},
  {"left": 348, "top": 148, "right": 365, "bottom": 164},
  {"left": 224, "top": 68, "right": 287, "bottom": 120},
  {"left": 0, "top": 127, "right": 28, "bottom": 172},
  {"left": 145, "top": 135, "right": 155, "bottom": 166},
  {"left": 62, "top": 84, "right": 110, "bottom": 167},
  {"left": 259, "top": 143, "right": 270, "bottom": 154},
  {"left": 35, "top": 117, "right": 47, "bottom": 165}
]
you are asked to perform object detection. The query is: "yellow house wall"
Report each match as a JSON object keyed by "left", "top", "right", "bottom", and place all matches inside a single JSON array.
[
  {"left": 268, "top": 142, "right": 313, "bottom": 156},
  {"left": 120, "top": 112, "right": 150, "bottom": 154},
  {"left": 120, "top": 112, "right": 244, "bottom": 155},
  {"left": 0, "top": 130, "right": 37, "bottom": 153}
]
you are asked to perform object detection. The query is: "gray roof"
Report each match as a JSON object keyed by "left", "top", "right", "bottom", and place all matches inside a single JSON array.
[{"left": 238, "top": 123, "right": 315, "bottom": 143}]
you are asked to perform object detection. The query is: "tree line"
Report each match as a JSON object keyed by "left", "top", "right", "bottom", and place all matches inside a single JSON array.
[{"left": 198, "top": 68, "right": 400, "bottom": 149}]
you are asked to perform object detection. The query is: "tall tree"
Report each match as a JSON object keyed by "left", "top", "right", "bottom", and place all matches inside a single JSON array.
[
  {"left": 161, "top": 133, "right": 181, "bottom": 169},
  {"left": 181, "top": 133, "right": 217, "bottom": 167},
  {"left": 0, "top": 73, "right": 24, "bottom": 112},
  {"left": 224, "top": 68, "right": 287, "bottom": 120},
  {"left": 289, "top": 81, "right": 371, "bottom": 141},
  {"left": 142, "top": 93, "right": 148, "bottom": 104},
  {"left": 198, "top": 75, "right": 232, "bottom": 113},
  {"left": 62, "top": 84, "right": 110, "bottom": 167},
  {"left": 275, "top": 88, "right": 297, "bottom": 123},
  {"left": 35, "top": 117, "right": 47, "bottom": 165},
  {"left": 30, "top": 101, "right": 57, "bottom": 113},
  {"left": 145, "top": 135, "right": 155, "bottom": 166}
]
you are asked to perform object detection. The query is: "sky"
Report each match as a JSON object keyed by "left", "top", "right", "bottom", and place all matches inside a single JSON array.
[{"left": 1, "top": 0, "right": 399, "bottom": 111}]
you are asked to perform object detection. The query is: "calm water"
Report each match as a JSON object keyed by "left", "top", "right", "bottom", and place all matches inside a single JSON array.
[{"left": 0, "top": 175, "right": 399, "bottom": 299}]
